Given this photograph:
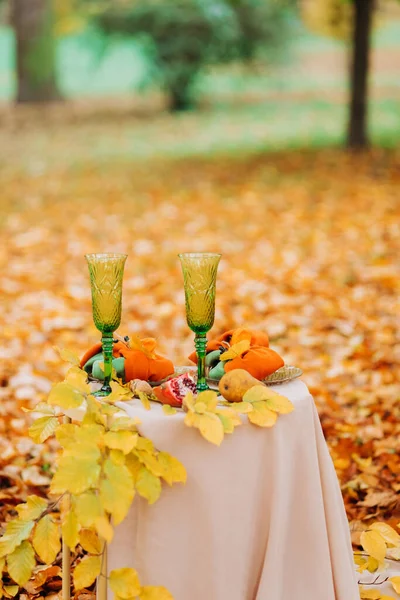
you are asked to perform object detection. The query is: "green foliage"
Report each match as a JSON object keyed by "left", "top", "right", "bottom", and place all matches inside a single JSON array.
[{"left": 82, "top": 0, "right": 294, "bottom": 110}]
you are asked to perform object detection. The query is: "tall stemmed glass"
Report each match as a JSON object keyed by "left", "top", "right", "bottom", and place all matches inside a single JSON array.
[
  {"left": 178, "top": 252, "right": 221, "bottom": 391},
  {"left": 85, "top": 253, "right": 127, "bottom": 397}
]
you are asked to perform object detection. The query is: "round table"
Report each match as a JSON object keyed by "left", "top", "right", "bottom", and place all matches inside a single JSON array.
[{"left": 110, "top": 380, "right": 359, "bottom": 600}]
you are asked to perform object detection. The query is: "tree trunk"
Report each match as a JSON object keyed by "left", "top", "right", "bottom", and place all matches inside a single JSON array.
[
  {"left": 11, "top": 0, "right": 61, "bottom": 103},
  {"left": 347, "top": 0, "right": 374, "bottom": 149}
]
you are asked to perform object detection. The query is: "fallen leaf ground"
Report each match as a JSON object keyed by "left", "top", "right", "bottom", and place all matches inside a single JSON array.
[{"left": 0, "top": 146, "right": 399, "bottom": 597}]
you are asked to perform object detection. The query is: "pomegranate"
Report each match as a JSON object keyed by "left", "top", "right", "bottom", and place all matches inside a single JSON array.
[{"left": 153, "top": 373, "right": 197, "bottom": 408}]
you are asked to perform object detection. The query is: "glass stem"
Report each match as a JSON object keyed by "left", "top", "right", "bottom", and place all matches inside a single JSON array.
[
  {"left": 101, "top": 333, "right": 114, "bottom": 394},
  {"left": 195, "top": 334, "right": 208, "bottom": 391}
]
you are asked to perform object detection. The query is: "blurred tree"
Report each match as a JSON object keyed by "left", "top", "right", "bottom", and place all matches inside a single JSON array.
[
  {"left": 302, "top": 0, "right": 397, "bottom": 149},
  {"left": 11, "top": 0, "right": 61, "bottom": 103},
  {"left": 81, "top": 0, "right": 293, "bottom": 111}
]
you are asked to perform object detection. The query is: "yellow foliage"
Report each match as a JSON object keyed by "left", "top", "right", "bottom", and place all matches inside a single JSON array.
[
  {"left": 16, "top": 496, "right": 47, "bottom": 521},
  {"left": 54, "top": 346, "right": 80, "bottom": 366},
  {"left": 109, "top": 568, "right": 141, "bottom": 599},
  {"left": 48, "top": 381, "right": 84, "bottom": 410},
  {"left": 51, "top": 455, "right": 101, "bottom": 495},
  {"left": 73, "top": 555, "right": 102, "bottom": 590},
  {"left": 0, "top": 520, "right": 35, "bottom": 558},
  {"left": 94, "top": 516, "right": 114, "bottom": 543},
  {"left": 62, "top": 508, "right": 80, "bottom": 551},
  {"left": 140, "top": 586, "right": 175, "bottom": 600},
  {"left": 360, "top": 530, "right": 387, "bottom": 565},
  {"left": 100, "top": 460, "right": 135, "bottom": 525},
  {"left": 79, "top": 529, "right": 102, "bottom": 554},
  {"left": 369, "top": 522, "right": 400, "bottom": 547},
  {"left": 220, "top": 339, "right": 251, "bottom": 361},
  {"left": 389, "top": 577, "right": 400, "bottom": 594},
  {"left": 157, "top": 452, "right": 187, "bottom": 486},
  {"left": 301, "top": 0, "right": 353, "bottom": 41},
  {"left": 162, "top": 405, "right": 177, "bottom": 415},
  {"left": 74, "top": 492, "right": 103, "bottom": 527},
  {"left": 7, "top": 541, "right": 35, "bottom": 586},
  {"left": 136, "top": 467, "right": 162, "bottom": 505},
  {"left": 29, "top": 416, "right": 59, "bottom": 444},
  {"left": 247, "top": 401, "right": 278, "bottom": 428},
  {"left": 32, "top": 515, "right": 61, "bottom": 565},
  {"left": 104, "top": 431, "right": 138, "bottom": 454}
]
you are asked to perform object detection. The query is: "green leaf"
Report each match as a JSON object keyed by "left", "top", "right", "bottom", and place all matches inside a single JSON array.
[
  {"left": 73, "top": 555, "right": 101, "bottom": 591},
  {"left": 48, "top": 382, "right": 84, "bottom": 410},
  {"left": 110, "top": 568, "right": 141, "bottom": 599},
  {"left": 0, "top": 520, "right": 35, "bottom": 558},
  {"left": 16, "top": 495, "right": 48, "bottom": 520},
  {"left": 29, "top": 416, "right": 59, "bottom": 443},
  {"left": 7, "top": 541, "right": 35, "bottom": 586},
  {"left": 136, "top": 467, "right": 162, "bottom": 505}
]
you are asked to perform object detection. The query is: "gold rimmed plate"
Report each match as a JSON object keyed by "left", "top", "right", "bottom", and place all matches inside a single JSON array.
[{"left": 206, "top": 365, "right": 303, "bottom": 391}]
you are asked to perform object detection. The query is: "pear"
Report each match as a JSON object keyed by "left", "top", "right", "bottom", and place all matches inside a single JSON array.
[
  {"left": 218, "top": 369, "right": 265, "bottom": 403},
  {"left": 208, "top": 360, "right": 226, "bottom": 380}
]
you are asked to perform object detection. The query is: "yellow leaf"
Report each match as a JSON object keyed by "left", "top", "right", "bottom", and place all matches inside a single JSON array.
[
  {"left": 390, "top": 576, "right": 400, "bottom": 594},
  {"left": 217, "top": 412, "right": 236, "bottom": 434},
  {"left": 75, "top": 423, "right": 104, "bottom": 445},
  {"left": 109, "top": 568, "right": 141, "bottom": 599},
  {"left": 198, "top": 413, "right": 224, "bottom": 446},
  {"left": 125, "top": 453, "right": 142, "bottom": 484},
  {"left": 51, "top": 456, "right": 100, "bottom": 495},
  {"left": 29, "top": 416, "right": 59, "bottom": 443},
  {"left": 0, "top": 556, "right": 5, "bottom": 573},
  {"left": 3, "top": 585, "right": 19, "bottom": 597},
  {"left": 194, "top": 401, "right": 207, "bottom": 414},
  {"left": 48, "top": 382, "right": 84, "bottom": 410},
  {"left": 16, "top": 496, "right": 48, "bottom": 520},
  {"left": 55, "top": 423, "right": 78, "bottom": 448},
  {"left": 32, "top": 515, "right": 61, "bottom": 564},
  {"left": 65, "top": 366, "right": 90, "bottom": 394},
  {"left": 75, "top": 492, "right": 102, "bottom": 527},
  {"left": 135, "top": 450, "right": 163, "bottom": 476},
  {"left": 111, "top": 416, "right": 141, "bottom": 431},
  {"left": 140, "top": 586, "right": 174, "bottom": 600},
  {"left": 183, "top": 391, "right": 195, "bottom": 411},
  {"left": 243, "top": 386, "right": 294, "bottom": 414},
  {"left": 7, "top": 541, "right": 35, "bottom": 586},
  {"left": 104, "top": 431, "right": 138, "bottom": 454},
  {"left": 0, "top": 520, "right": 35, "bottom": 558},
  {"left": 73, "top": 555, "right": 101, "bottom": 591},
  {"left": 247, "top": 401, "right": 278, "bottom": 428},
  {"left": 138, "top": 391, "right": 151, "bottom": 410},
  {"left": 359, "top": 589, "right": 381, "bottom": 600},
  {"left": 64, "top": 441, "right": 101, "bottom": 462},
  {"left": 230, "top": 401, "right": 253, "bottom": 414},
  {"left": 220, "top": 339, "right": 251, "bottom": 361},
  {"left": 136, "top": 437, "right": 155, "bottom": 453},
  {"left": 196, "top": 390, "right": 218, "bottom": 411},
  {"left": 361, "top": 530, "right": 387, "bottom": 563},
  {"left": 100, "top": 460, "right": 135, "bottom": 525},
  {"left": 62, "top": 508, "right": 80, "bottom": 551},
  {"left": 105, "top": 381, "right": 132, "bottom": 404},
  {"left": 370, "top": 522, "right": 400, "bottom": 546},
  {"left": 162, "top": 405, "right": 177, "bottom": 416},
  {"left": 109, "top": 449, "right": 126, "bottom": 465},
  {"left": 94, "top": 516, "right": 114, "bottom": 543},
  {"left": 136, "top": 467, "right": 162, "bottom": 504},
  {"left": 230, "top": 328, "right": 252, "bottom": 346},
  {"left": 157, "top": 452, "right": 187, "bottom": 486},
  {"left": 79, "top": 529, "right": 101, "bottom": 554},
  {"left": 23, "top": 401, "right": 55, "bottom": 415},
  {"left": 54, "top": 346, "right": 80, "bottom": 366}
]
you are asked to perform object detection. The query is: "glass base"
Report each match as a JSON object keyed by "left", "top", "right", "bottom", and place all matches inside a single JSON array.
[
  {"left": 92, "top": 385, "right": 112, "bottom": 397},
  {"left": 196, "top": 381, "right": 209, "bottom": 392}
]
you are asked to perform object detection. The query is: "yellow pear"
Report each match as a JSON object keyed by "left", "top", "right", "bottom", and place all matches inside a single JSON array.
[{"left": 218, "top": 369, "right": 265, "bottom": 403}]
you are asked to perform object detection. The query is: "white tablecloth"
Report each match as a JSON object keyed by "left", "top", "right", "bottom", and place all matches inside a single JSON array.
[{"left": 110, "top": 380, "right": 359, "bottom": 600}]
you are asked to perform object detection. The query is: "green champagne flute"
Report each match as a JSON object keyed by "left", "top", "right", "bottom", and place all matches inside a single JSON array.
[
  {"left": 178, "top": 252, "right": 221, "bottom": 391},
  {"left": 85, "top": 253, "right": 127, "bottom": 397}
]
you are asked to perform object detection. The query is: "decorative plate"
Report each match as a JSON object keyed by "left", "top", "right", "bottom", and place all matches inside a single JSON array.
[{"left": 206, "top": 365, "right": 303, "bottom": 391}]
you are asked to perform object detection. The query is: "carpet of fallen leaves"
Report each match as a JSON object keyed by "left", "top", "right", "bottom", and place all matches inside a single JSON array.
[{"left": 0, "top": 147, "right": 399, "bottom": 598}]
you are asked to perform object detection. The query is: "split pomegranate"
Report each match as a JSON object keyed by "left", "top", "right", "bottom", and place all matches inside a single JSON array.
[{"left": 154, "top": 373, "right": 197, "bottom": 408}]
